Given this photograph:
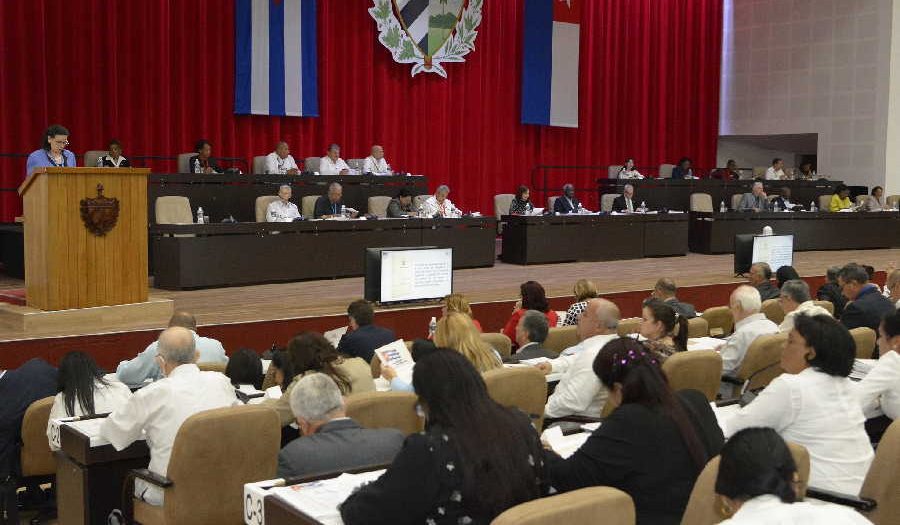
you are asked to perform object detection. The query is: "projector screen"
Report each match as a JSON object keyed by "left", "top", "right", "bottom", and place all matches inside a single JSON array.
[
  {"left": 752, "top": 234, "right": 794, "bottom": 272},
  {"left": 379, "top": 247, "right": 453, "bottom": 303}
]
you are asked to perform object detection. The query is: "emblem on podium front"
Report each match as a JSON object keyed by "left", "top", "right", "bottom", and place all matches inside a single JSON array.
[{"left": 80, "top": 183, "right": 120, "bottom": 236}]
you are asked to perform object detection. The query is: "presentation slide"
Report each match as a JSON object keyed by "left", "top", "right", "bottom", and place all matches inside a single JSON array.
[
  {"left": 380, "top": 248, "right": 453, "bottom": 303},
  {"left": 752, "top": 235, "right": 794, "bottom": 271}
]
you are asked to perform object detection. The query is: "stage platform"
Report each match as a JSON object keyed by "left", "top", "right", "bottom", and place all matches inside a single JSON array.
[{"left": 1, "top": 247, "right": 897, "bottom": 370}]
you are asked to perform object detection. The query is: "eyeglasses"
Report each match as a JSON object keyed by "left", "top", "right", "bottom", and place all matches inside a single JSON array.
[{"left": 52, "top": 140, "right": 69, "bottom": 146}]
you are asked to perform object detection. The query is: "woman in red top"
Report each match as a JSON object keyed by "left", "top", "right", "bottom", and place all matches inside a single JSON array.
[{"left": 502, "top": 281, "right": 558, "bottom": 342}]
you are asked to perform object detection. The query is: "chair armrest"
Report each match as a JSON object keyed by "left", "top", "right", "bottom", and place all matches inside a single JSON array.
[
  {"left": 131, "top": 468, "right": 173, "bottom": 488},
  {"left": 806, "top": 486, "right": 876, "bottom": 511}
]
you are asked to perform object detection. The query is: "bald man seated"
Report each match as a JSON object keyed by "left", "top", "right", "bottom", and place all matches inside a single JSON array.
[{"left": 363, "top": 145, "right": 391, "bottom": 175}]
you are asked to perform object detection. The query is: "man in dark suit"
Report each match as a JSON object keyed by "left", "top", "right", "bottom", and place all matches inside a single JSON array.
[
  {"left": 772, "top": 186, "right": 802, "bottom": 211},
  {"left": 337, "top": 300, "right": 396, "bottom": 363},
  {"left": 651, "top": 278, "right": 697, "bottom": 318},
  {"left": 314, "top": 182, "right": 358, "bottom": 219},
  {"left": 747, "top": 262, "right": 780, "bottom": 301},
  {"left": 816, "top": 266, "right": 847, "bottom": 318},
  {"left": 839, "top": 263, "right": 895, "bottom": 333},
  {"left": 612, "top": 184, "right": 646, "bottom": 213},
  {"left": 277, "top": 374, "right": 404, "bottom": 479},
  {"left": 553, "top": 183, "right": 580, "bottom": 214},
  {"left": 737, "top": 181, "right": 772, "bottom": 212},
  {"left": 505, "top": 310, "right": 556, "bottom": 363}
]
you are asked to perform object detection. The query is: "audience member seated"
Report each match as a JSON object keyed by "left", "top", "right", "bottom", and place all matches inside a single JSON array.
[
  {"left": 829, "top": 184, "right": 853, "bottom": 212},
  {"left": 264, "top": 141, "right": 300, "bottom": 174},
  {"left": 381, "top": 339, "right": 438, "bottom": 392},
  {"left": 434, "top": 313, "right": 501, "bottom": 373},
  {"left": 552, "top": 183, "right": 581, "bottom": 214},
  {"left": 26, "top": 124, "right": 76, "bottom": 177},
  {"left": 362, "top": 144, "right": 391, "bottom": 175},
  {"left": 537, "top": 299, "right": 621, "bottom": 419},
  {"left": 340, "top": 350, "right": 547, "bottom": 524},
  {"left": 640, "top": 299, "right": 688, "bottom": 358},
  {"left": 711, "top": 159, "right": 740, "bottom": 180},
  {"left": 720, "top": 286, "right": 779, "bottom": 374},
  {"left": 612, "top": 183, "right": 645, "bottom": 213},
  {"left": 508, "top": 185, "right": 534, "bottom": 215},
  {"left": 796, "top": 161, "right": 816, "bottom": 180},
  {"left": 47, "top": 351, "right": 131, "bottom": 451},
  {"left": 268, "top": 349, "right": 293, "bottom": 393},
  {"left": 765, "top": 158, "right": 786, "bottom": 180},
  {"left": 97, "top": 139, "right": 131, "bottom": 167},
  {"left": 563, "top": 279, "right": 599, "bottom": 326},
  {"left": 775, "top": 265, "right": 800, "bottom": 288},
  {"left": 715, "top": 428, "right": 872, "bottom": 524},
  {"left": 188, "top": 138, "right": 223, "bottom": 173},
  {"left": 650, "top": 277, "right": 697, "bottom": 318},
  {"left": 116, "top": 311, "right": 227, "bottom": 388},
  {"left": 100, "top": 327, "right": 240, "bottom": 505},
  {"left": 225, "top": 348, "right": 263, "bottom": 391},
  {"left": 0, "top": 359, "right": 57, "bottom": 485},
  {"left": 502, "top": 281, "right": 559, "bottom": 341},
  {"left": 505, "top": 310, "right": 556, "bottom": 363},
  {"left": 319, "top": 143, "right": 350, "bottom": 175},
  {"left": 855, "top": 310, "right": 900, "bottom": 423},
  {"left": 268, "top": 332, "right": 375, "bottom": 426},
  {"left": 778, "top": 279, "right": 831, "bottom": 333},
  {"left": 545, "top": 338, "right": 723, "bottom": 525},
  {"left": 421, "top": 185, "right": 461, "bottom": 218},
  {"left": 747, "top": 262, "right": 780, "bottom": 301},
  {"left": 266, "top": 184, "right": 301, "bottom": 222},
  {"left": 817, "top": 266, "right": 847, "bottom": 317},
  {"left": 314, "top": 182, "right": 358, "bottom": 219},
  {"left": 442, "top": 293, "right": 483, "bottom": 332},
  {"left": 862, "top": 186, "right": 886, "bottom": 212},
  {"left": 737, "top": 181, "right": 771, "bottom": 212},
  {"left": 724, "top": 314, "right": 874, "bottom": 494},
  {"left": 337, "top": 300, "right": 396, "bottom": 363},
  {"left": 386, "top": 187, "right": 415, "bottom": 218},
  {"left": 772, "top": 186, "right": 802, "bottom": 211},
  {"left": 671, "top": 157, "right": 694, "bottom": 179},
  {"left": 886, "top": 268, "right": 900, "bottom": 308},
  {"left": 277, "top": 373, "right": 404, "bottom": 479},
  {"left": 617, "top": 157, "right": 643, "bottom": 179},
  {"left": 839, "top": 263, "right": 895, "bottom": 332}
]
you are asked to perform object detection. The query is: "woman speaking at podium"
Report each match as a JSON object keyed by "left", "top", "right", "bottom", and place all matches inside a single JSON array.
[{"left": 25, "top": 124, "right": 76, "bottom": 177}]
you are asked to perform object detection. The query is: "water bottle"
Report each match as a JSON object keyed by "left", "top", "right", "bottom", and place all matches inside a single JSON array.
[
  {"left": 196, "top": 207, "right": 204, "bottom": 224},
  {"left": 576, "top": 202, "right": 583, "bottom": 214},
  {"left": 428, "top": 316, "right": 437, "bottom": 337},
  {"left": 719, "top": 200, "right": 726, "bottom": 213},
  {"left": 773, "top": 201, "right": 780, "bottom": 212},
  {"left": 194, "top": 159, "right": 202, "bottom": 174},
  {"left": 639, "top": 201, "right": 647, "bottom": 213},
  {"left": 809, "top": 201, "right": 817, "bottom": 212},
  {"left": 340, "top": 204, "right": 347, "bottom": 218}
]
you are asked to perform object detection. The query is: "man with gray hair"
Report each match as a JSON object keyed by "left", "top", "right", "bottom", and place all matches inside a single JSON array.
[
  {"left": 778, "top": 279, "right": 832, "bottom": 332},
  {"left": 838, "top": 263, "right": 895, "bottom": 332},
  {"left": 747, "top": 262, "right": 780, "bottom": 301},
  {"left": 651, "top": 277, "right": 697, "bottom": 318},
  {"left": 816, "top": 265, "right": 846, "bottom": 317},
  {"left": 612, "top": 183, "right": 645, "bottom": 213},
  {"left": 264, "top": 141, "right": 300, "bottom": 174},
  {"left": 362, "top": 145, "right": 391, "bottom": 175},
  {"left": 720, "top": 285, "right": 779, "bottom": 374},
  {"left": 553, "top": 183, "right": 581, "bottom": 214},
  {"left": 266, "top": 184, "right": 301, "bottom": 222},
  {"left": 319, "top": 143, "right": 350, "bottom": 175},
  {"left": 506, "top": 310, "right": 555, "bottom": 363},
  {"left": 101, "top": 327, "right": 239, "bottom": 505},
  {"left": 314, "top": 181, "right": 358, "bottom": 219},
  {"left": 737, "top": 181, "right": 771, "bottom": 212},
  {"left": 420, "top": 184, "right": 461, "bottom": 218},
  {"left": 277, "top": 373, "right": 404, "bottom": 478}
]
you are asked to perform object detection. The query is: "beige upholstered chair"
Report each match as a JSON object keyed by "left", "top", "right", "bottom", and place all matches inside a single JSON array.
[
  {"left": 751, "top": 166, "right": 767, "bottom": 179},
  {"left": 177, "top": 152, "right": 195, "bottom": 173},
  {"left": 83, "top": 150, "right": 108, "bottom": 168},
  {"left": 132, "top": 405, "right": 280, "bottom": 525},
  {"left": 494, "top": 193, "right": 515, "bottom": 234},
  {"left": 492, "top": 486, "right": 635, "bottom": 525},
  {"left": 608, "top": 165, "right": 624, "bottom": 179},
  {"left": 20, "top": 397, "right": 55, "bottom": 480},
  {"left": 617, "top": 317, "right": 641, "bottom": 336},
  {"left": 197, "top": 362, "right": 227, "bottom": 374},
  {"left": 367, "top": 196, "right": 392, "bottom": 218},
  {"left": 154, "top": 196, "right": 193, "bottom": 224},
  {"left": 301, "top": 195, "right": 319, "bottom": 218},
  {"left": 252, "top": 156, "right": 267, "bottom": 174},
  {"left": 730, "top": 193, "right": 743, "bottom": 212},
  {"left": 483, "top": 367, "right": 548, "bottom": 429},
  {"left": 344, "top": 391, "right": 423, "bottom": 435},
  {"left": 701, "top": 306, "right": 734, "bottom": 337},
  {"left": 812, "top": 300, "right": 834, "bottom": 315},
  {"left": 729, "top": 332, "right": 787, "bottom": 396},
  {"left": 850, "top": 327, "right": 877, "bottom": 359},
  {"left": 855, "top": 194, "right": 869, "bottom": 206},
  {"left": 687, "top": 317, "right": 709, "bottom": 338},
  {"left": 254, "top": 195, "right": 279, "bottom": 222},
  {"left": 887, "top": 195, "right": 900, "bottom": 209},
  {"left": 544, "top": 326, "right": 578, "bottom": 355},
  {"left": 658, "top": 164, "right": 675, "bottom": 179},
  {"left": 347, "top": 158, "right": 365, "bottom": 172},
  {"left": 303, "top": 156, "right": 321, "bottom": 173},
  {"left": 690, "top": 193, "right": 714, "bottom": 212},
  {"left": 857, "top": 419, "right": 900, "bottom": 524},
  {"left": 481, "top": 332, "right": 512, "bottom": 359},
  {"left": 818, "top": 194, "right": 832, "bottom": 211},
  {"left": 760, "top": 298, "right": 785, "bottom": 325},
  {"left": 681, "top": 442, "right": 810, "bottom": 525},
  {"left": 662, "top": 351, "right": 723, "bottom": 401},
  {"left": 601, "top": 193, "right": 620, "bottom": 212},
  {"left": 413, "top": 194, "right": 428, "bottom": 211},
  {"left": 547, "top": 196, "right": 559, "bottom": 212}
]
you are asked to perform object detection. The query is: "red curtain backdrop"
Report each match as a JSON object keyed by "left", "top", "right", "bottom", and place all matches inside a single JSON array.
[{"left": 0, "top": 0, "right": 722, "bottom": 221}]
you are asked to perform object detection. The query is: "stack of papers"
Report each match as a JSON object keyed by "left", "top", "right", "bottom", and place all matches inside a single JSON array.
[
  {"left": 541, "top": 426, "right": 589, "bottom": 459},
  {"left": 324, "top": 326, "right": 348, "bottom": 348},
  {"left": 687, "top": 337, "right": 723, "bottom": 351},
  {"left": 49, "top": 417, "right": 111, "bottom": 448},
  {"left": 271, "top": 470, "right": 386, "bottom": 524}
]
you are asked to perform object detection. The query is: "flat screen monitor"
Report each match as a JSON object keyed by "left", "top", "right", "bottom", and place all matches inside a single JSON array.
[
  {"left": 734, "top": 234, "right": 794, "bottom": 275},
  {"left": 364, "top": 247, "right": 453, "bottom": 304}
]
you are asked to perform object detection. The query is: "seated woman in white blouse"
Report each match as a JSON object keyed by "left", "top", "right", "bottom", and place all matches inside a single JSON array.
[
  {"left": 724, "top": 314, "right": 873, "bottom": 495},
  {"left": 618, "top": 158, "right": 643, "bottom": 179},
  {"left": 46, "top": 351, "right": 132, "bottom": 451},
  {"left": 855, "top": 310, "right": 900, "bottom": 422},
  {"left": 715, "top": 427, "right": 872, "bottom": 524}
]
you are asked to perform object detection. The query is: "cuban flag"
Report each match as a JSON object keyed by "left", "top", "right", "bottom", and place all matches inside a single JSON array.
[
  {"left": 234, "top": 0, "right": 318, "bottom": 117},
  {"left": 521, "top": 0, "right": 581, "bottom": 128}
]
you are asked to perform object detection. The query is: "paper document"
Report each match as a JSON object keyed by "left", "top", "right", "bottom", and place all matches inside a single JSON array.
[
  {"left": 324, "top": 326, "right": 348, "bottom": 348},
  {"left": 687, "top": 337, "right": 723, "bottom": 351},
  {"left": 541, "top": 426, "right": 589, "bottom": 459},
  {"left": 49, "top": 417, "right": 112, "bottom": 448},
  {"left": 581, "top": 422, "right": 602, "bottom": 432},
  {"left": 373, "top": 340, "right": 414, "bottom": 385},
  {"left": 270, "top": 470, "right": 386, "bottom": 525}
]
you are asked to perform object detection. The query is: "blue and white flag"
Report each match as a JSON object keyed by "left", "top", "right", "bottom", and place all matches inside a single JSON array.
[{"left": 235, "top": 0, "right": 318, "bottom": 117}]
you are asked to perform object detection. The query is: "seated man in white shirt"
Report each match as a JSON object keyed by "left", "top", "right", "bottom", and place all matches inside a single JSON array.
[
  {"left": 116, "top": 311, "right": 228, "bottom": 388},
  {"left": 264, "top": 141, "right": 300, "bottom": 175},
  {"left": 420, "top": 185, "right": 461, "bottom": 218},
  {"left": 764, "top": 158, "right": 786, "bottom": 180},
  {"left": 536, "top": 299, "right": 621, "bottom": 419},
  {"left": 778, "top": 279, "right": 831, "bottom": 332},
  {"left": 362, "top": 145, "right": 391, "bottom": 175},
  {"left": 100, "top": 327, "right": 240, "bottom": 505},
  {"left": 319, "top": 143, "right": 350, "bottom": 175},
  {"left": 266, "top": 184, "right": 301, "bottom": 222},
  {"left": 719, "top": 285, "right": 780, "bottom": 374}
]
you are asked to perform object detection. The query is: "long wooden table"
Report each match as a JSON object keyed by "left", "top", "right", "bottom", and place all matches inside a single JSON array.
[
  {"left": 688, "top": 211, "right": 900, "bottom": 254},
  {"left": 500, "top": 213, "right": 689, "bottom": 265},
  {"left": 150, "top": 217, "right": 497, "bottom": 289}
]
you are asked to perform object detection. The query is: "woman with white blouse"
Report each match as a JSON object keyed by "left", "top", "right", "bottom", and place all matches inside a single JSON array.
[
  {"left": 855, "top": 310, "right": 900, "bottom": 422},
  {"left": 618, "top": 158, "right": 643, "bottom": 179},
  {"left": 724, "top": 314, "right": 873, "bottom": 495}
]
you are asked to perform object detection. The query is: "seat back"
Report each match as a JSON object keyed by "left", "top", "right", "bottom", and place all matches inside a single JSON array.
[
  {"left": 662, "top": 351, "right": 723, "bottom": 401},
  {"left": 751, "top": 166, "right": 767, "bottom": 179},
  {"left": 658, "top": 164, "right": 675, "bottom": 179},
  {"left": 690, "top": 193, "right": 714, "bottom": 212},
  {"left": 608, "top": 165, "right": 624, "bottom": 179},
  {"left": 197, "top": 362, "right": 227, "bottom": 374},
  {"left": 301, "top": 195, "right": 318, "bottom": 218},
  {"left": 252, "top": 155, "right": 267, "bottom": 174},
  {"left": 855, "top": 194, "right": 868, "bottom": 206},
  {"left": 860, "top": 419, "right": 900, "bottom": 524},
  {"left": 492, "top": 486, "right": 635, "bottom": 525},
  {"left": 687, "top": 317, "right": 709, "bottom": 338},
  {"left": 701, "top": 306, "right": 734, "bottom": 337},
  {"left": 155, "top": 196, "right": 193, "bottom": 224},
  {"left": 760, "top": 298, "right": 785, "bottom": 325},
  {"left": 495, "top": 193, "right": 515, "bottom": 219},
  {"left": 681, "top": 442, "right": 810, "bottom": 525},
  {"left": 617, "top": 317, "right": 641, "bottom": 336},
  {"left": 20, "top": 397, "right": 55, "bottom": 477},
  {"left": 177, "top": 152, "right": 195, "bottom": 173},
  {"left": 887, "top": 194, "right": 900, "bottom": 209},
  {"left": 730, "top": 193, "right": 743, "bottom": 212},
  {"left": 818, "top": 194, "right": 832, "bottom": 211},
  {"left": 481, "top": 332, "right": 512, "bottom": 359},
  {"left": 84, "top": 150, "right": 109, "bottom": 168},
  {"left": 601, "top": 193, "right": 620, "bottom": 212},
  {"left": 483, "top": 367, "right": 548, "bottom": 429},
  {"left": 303, "top": 156, "right": 321, "bottom": 173},
  {"left": 544, "top": 326, "right": 578, "bottom": 355},
  {"left": 812, "top": 300, "right": 834, "bottom": 315},
  {"left": 162, "top": 405, "right": 280, "bottom": 523},
  {"left": 255, "top": 195, "right": 280, "bottom": 222},
  {"left": 344, "top": 391, "right": 423, "bottom": 435},
  {"left": 367, "top": 196, "right": 392, "bottom": 218},
  {"left": 347, "top": 158, "right": 365, "bottom": 172},
  {"left": 849, "top": 327, "right": 877, "bottom": 360},
  {"left": 734, "top": 332, "right": 787, "bottom": 390},
  {"left": 413, "top": 194, "right": 428, "bottom": 211},
  {"left": 547, "top": 196, "right": 559, "bottom": 212}
]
